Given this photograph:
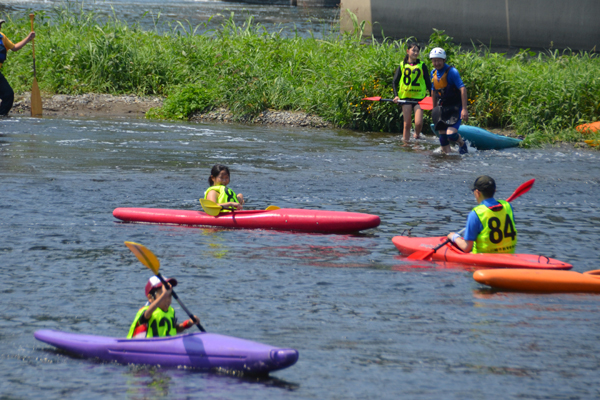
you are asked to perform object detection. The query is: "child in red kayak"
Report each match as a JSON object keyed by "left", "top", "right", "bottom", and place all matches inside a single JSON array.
[
  {"left": 204, "top": 164, "right": 244, "bottom": 212},
  {"left": 392, "top": 43, "right": 431, "bottom": 143},
  {"left": 127, "top": 276, "right": 198, "bottom": 339}
]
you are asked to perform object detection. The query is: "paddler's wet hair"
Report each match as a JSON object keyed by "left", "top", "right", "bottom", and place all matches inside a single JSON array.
[
  {"left": 209, "top": 164, "right": 231, "bottom": 185},
  {"left": 403, "top": 43, "right": 421, "bottom": 64}
]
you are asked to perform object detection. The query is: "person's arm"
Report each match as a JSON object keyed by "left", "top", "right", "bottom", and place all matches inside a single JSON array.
[
  {"left": 143, "top": 282, "right": 172, "bottom": 320},
  {"left": 448, "top": 67, "right": 468, "bottom": 120},
  {"left": 447, "top": 233, "right": 474, "bottom": 253},
  {"left": 447, "top": 211, "right": 481, "bottom": 253},
  {"left": 392, "top": 65, "right": 401, "bottom": 101},
  {"left": 422, "top": 64, "right": 432, "bottom": 95},
  {"left": 431, "top": 89, "right": 439, "bottom": 107},
  {"left": 207, "top": 189, "right": 242, "bottom": 210},
  {"left": 11, "top": 32, "right": 35, "bottom": 52},
  {"left": 236, "top": 193, "right": 244, "bottom": 206},
  {"left": 460, "top": 86, "right": 468, "bottom": 121},
  {"left": 206, "top": 189, "right": 219, "bottom": 204},
  {"left": 430, "top": 70, "right": 439, "bottom": 105},
  {"left": 176, "top": 315, "right": 200, "bottom": 333}
]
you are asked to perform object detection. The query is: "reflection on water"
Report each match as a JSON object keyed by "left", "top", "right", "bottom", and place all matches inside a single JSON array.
[
  {"left": 123, "top": 366, "right": 300, "bottom": 399},
  {"left": 125, "top": 368, "right": 173, "bottom": 400}
]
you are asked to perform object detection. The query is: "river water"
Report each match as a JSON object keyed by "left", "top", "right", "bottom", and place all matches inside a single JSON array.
[
  {"left": 1, "top": 115, "right": 599, "bottom": 399},
  {"left": 1, "top": 0, "right": 339, "bottom": 38}
]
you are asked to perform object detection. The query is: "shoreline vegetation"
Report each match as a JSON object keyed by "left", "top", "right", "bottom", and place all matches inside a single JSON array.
[{"left": 2, "top": 5, "right": 599, "bottom": 147}]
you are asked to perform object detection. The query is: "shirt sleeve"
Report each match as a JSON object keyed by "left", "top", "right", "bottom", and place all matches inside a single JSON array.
[
  {"left": 463, "top": 211, "right": 483, "bottom": 242},
  {"left": 447, "top": 67, "right": 465, "bottom": 89},
  {"left": 2, "top": 34, "right": 15, "bottom": 50},
  {"left": 422, "top": 64, "right": 432, "bottom": 94},
  {"left": 138, "top": 312, "right": 149, "bottom": 325},
  {"left": 392, "top": 65, "right": 402, "bottom": 97}
]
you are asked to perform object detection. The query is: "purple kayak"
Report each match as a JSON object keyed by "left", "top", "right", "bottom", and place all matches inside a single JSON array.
[{"left": 34, "top": 329, "right": 298, "bottom": 375}]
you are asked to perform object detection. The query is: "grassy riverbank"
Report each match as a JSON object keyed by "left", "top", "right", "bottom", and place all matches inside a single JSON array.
[{"left": 2, "top": 5, "right": 599, "bottom": 146}]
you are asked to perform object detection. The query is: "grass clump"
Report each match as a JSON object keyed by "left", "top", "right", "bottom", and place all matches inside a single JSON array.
[{"left": 1, "top": 5, "right": 599, "bottom": 146}]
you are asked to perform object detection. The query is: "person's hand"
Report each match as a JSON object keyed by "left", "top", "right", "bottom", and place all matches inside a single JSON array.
[
  {"left": 162, "top": 281, "right": 173, "bottom": 296},
  {"left": 28, "top": 32, "right": 36, "bottom": 41},
  {"left": 392, "top": 96, "right": 400, "bottom": 104},
  {"left": 181, "top": 315, "right": 199, "bottom": 330},
  {"left": 447, "top": 232, "right": 461, "bottom": 244},
  {"left": 223, "top": 202, "right": 242, "bottom": 210},
  {"left": 461, "top": 108, "right": 468, "bottom": 121}
]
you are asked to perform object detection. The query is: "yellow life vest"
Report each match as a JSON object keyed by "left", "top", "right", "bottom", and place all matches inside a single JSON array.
[
  {"left": 127, "top": 306, "right": 178, "bottom": 339},
  {"left": 204, "top": 185, "right": 239, "bottom": 212},
  {"left": 472, "top": 200, "right": 517, "bottom": 254},
  {"left": 397, "top": 62, "right": 428, "bottom": 100}
]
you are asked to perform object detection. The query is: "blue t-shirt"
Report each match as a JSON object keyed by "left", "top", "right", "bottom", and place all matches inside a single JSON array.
[
  {"left": 463, "top": 198, "right": 500, "bottom": 242},
  {"left": 430, "top": 64, "right": 464, "bottom": 92}
]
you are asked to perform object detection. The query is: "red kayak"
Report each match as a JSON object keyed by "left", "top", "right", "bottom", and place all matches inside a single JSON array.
[
  {"left": 392, "top": 236, "right": 572, "bottom": 270},
  {"left": 113, "top": 207, "right": 380, "bottom": 233}
]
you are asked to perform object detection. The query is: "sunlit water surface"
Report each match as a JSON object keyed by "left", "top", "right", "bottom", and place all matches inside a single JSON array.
[
  {"left": 1, "top": 116, "right": 599, "bottom": 399},
  {"left": 1, "top": 0, "right": 339, "bottom": 38}
]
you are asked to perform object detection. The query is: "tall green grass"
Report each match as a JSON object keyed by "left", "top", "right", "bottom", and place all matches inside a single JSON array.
[{"left": 1, "top": 5, "right": 599, "bottom": 146}]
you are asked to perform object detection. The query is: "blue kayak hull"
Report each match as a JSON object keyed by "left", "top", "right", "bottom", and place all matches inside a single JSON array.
[{"left": 431, "top": 124, "right": 522, "bottom": 150}]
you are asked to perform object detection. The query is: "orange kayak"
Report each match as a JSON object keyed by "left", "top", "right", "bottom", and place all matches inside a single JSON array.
[
  {"left": 576, "top": 121, "right": 600, "bottom": 134},
  {"left": 473, "top": 269, "right": 600, "bottom": 293},
  {"left": 392, "top": 236, "right": 572, "bottom": 270}
]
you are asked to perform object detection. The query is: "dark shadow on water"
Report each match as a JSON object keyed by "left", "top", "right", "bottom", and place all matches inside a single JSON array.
[{"left": 473, "top": 288, "right": 600, "bottom": 298}]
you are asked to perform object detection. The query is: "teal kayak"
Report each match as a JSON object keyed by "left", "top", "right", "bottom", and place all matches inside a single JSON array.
[{"left": 431, "top": 124, "right": 522, "bottom": 150}]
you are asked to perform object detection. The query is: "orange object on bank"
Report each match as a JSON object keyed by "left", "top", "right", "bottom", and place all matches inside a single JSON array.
[
  {"left": 473, "top": 269, "right": 600, "bottom": 293},
  {"left": 576, "top": 121, "right": 600, "bottom": 134}
]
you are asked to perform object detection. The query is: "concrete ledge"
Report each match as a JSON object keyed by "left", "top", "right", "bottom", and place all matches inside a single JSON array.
[{"left": 341, "top": 0, "right": 598, "bottom": 51}]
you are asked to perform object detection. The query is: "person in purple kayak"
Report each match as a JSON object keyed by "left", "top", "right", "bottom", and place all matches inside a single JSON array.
[
  {"left": 127, "top": 276, "right": 199, "bottom": 339},
  {"left": 447, "top": 176, "right": 518, "bottom": 253},
  {"left": 429, "top": 47, "right": 469, "bottom": 154}
]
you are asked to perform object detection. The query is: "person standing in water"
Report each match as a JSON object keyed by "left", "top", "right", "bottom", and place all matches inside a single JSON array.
[
  {"left": 429, "top": 47, "right": 469, "bottom": 154},
  {"left": 392, "top": 43, "right": 431, "bottom": 144},
  {"left": 0, "top": 20, "right": 36, "bottom": 116}
]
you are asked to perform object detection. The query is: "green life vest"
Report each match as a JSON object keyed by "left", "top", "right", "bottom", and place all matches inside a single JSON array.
[
  {"left": 397, "top": 61, "right": 428, "bottom": 100},
  {"left": 127, "top": 305, "right": 178, "bottom": 339},
  {"left": 204, "top": 185, "right": 239, "bottom": 212},
  {"left": 472, "top": 199, "right": 517, "bottom": 254}
]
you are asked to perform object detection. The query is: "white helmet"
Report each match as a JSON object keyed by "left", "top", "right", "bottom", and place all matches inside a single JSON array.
[{"left": 429, "top": 47, "right": 447, "bottom": 59}]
